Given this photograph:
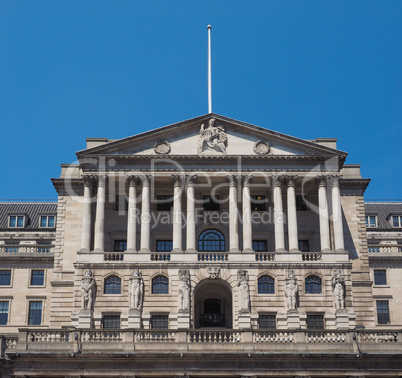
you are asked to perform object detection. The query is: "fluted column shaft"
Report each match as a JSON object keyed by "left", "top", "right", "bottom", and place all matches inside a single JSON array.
[
  {"left": 186, "top": 176, "right": 197, "bottom": 252},
  {"left": 273, "top": 176, "right": 285, "bottom": 251},
  {"left": 80, "top": 176, "right": 93, "bottom": 252},
  {"left": 140, "top": 176, "right": 151, "bottom": 252},
  {"left": 228, "top": 175, "right": 239, "bottom": 251},
  {"left": 126, "top": 176, "right": 138, "bottom": 252},
  {"left": 286, "top": 176, "right": 299, "bottom": 252},
  {"left": 94, "top": 175, "right": 106, "bottom": 252},
  {"left": 172, "top": 175, "right": 183, "bottom": 252},
  {"left": 318, "top": 176, "right": 331, "bottom": 251},
  {"left": 242, "top": 175, "right": 253, "bottom": 252},
  {"left": 332, "top": 177, "right": 345, "bottom": 251}
]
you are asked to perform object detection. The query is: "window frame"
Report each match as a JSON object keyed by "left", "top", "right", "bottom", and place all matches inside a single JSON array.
[
  {"left": 373, "top": 269, "right": 387, "bottom": 286},
  {"left": 150, "top": 314, "right": 169, "bottom": 329},
  {"left": 114, "top": 240, "right": 127, "bottom": 252},
  {"left": 104, "top": 275, "right": 122, "bottom": 295},
  {"left": 252, "top": 240, "right": 268, "bottom": 252},
  {"left": 257, "top": 275, "right": 275, "bottom": 294},
  {"left": 376, "top": 300, "right": 390, "bottom": 325},
  {"left": 306, "top": 313, "right": 325, "bottom": 330},
  {"left": 0, "top": 300, "right": 10, "bottom": 325},
  {"left": 0, "top": 270, "right": 12, "bottom": 287},
  {"left": 151, "top": 275, "right": 169, "bottom": 295},
  {"left": 198, "top": 229, "right": 225, "bottom": 252},
  {"left": 30, "top": 269, "right": 45, "bottom": 287},
  {"left": 156, "top": 240, "right": 173, "bottom": 252},
  {"left": 365, "top": 215, "right": 377, "bottom": 228},
  {"left": 8, "top": 215, "right": 25, "bottom": 228},
  {"left": 102, "top": 314, "right": 121, "bottom": 329},
  {"left": 27, "top": 300, "right": 43, "bottom": 326},
  {"left": 258, "top": 314, "right": 276, "bottom": 329},
  {"left": 298, "top": 240, "right": 310, "bottom": 252},
  {"left": 305, "top": 275, "right": 322, "bottom": 295},
  {"left": 39, "top": 215, "right": 56, "bottom": 228},
  {"left": 391, "top": 215, "right": 402, "bottom": 228}
]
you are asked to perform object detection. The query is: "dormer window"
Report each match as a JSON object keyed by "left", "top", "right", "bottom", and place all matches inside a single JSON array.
[
  {"left": 8, "top": 215, "right": 25, "bottom": 228},
  {"left": 39, "top": 215, "right": 55, "bottom": 228},
  {"left": 365, "top": 215, "right": 377, "bottom": 228},
  {"left": 392, "top": 215, "right": 402, "bottom": 228}
]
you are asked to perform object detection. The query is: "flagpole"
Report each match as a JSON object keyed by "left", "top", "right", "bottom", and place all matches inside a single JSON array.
[{"left": 207, "top": 25, "right": 212, "bottom": 114}]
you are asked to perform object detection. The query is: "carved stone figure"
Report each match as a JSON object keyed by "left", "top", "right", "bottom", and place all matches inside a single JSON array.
[
  {"left": 284, "top": 270, "right": 298, "bottom": 311},
  {"left": 154, "top": 140, "right": 171, "bottom": 155},
  {"left": 332, "top": 270, "right": 345, "bottom": 310},
  {"left": 178, "top": 270, "right": 190, "bottom": 313},
  {"left": 129, "top": 269, "right": 144, "bottom": 311},
  {"left": 81, "top": 269, "right": 96, "bottom": 311},
  {"left": 197, "top": 118, "right": 227, "bottom": 154},
  {"left": 207, "top": 267, "right": 220, "bottom": 279},
  {"left": 237, "top": 270, "right": 250, "bottom": 314},
  {"left": 253, "top": 140, "right": 270, "bottom": 155}
]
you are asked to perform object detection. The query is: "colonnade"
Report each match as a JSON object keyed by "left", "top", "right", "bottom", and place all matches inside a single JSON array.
[{"left": 80, "top": 174, "right": 345, "bottom": 253}]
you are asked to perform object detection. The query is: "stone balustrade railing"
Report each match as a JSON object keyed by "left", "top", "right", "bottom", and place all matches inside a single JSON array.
[
  {"left": 0, "top": 245, "right": 54, "bottom": 254},
  {"left": 4, "top": 328, "right": 401, "bottom": 356},
  {"left": 368, "top": 245, "right": 402, "bottom": 254}
]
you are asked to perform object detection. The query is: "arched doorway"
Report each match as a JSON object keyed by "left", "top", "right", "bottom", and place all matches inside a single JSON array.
[{"left": 194, "top": 279, "right": 232, "bottom": 328}]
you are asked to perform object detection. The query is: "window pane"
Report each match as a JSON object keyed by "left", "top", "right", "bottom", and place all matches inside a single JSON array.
[
  {"left": 369, "top": 216, "right": 376, "bottom": 227},
  {"left": 365, "top": 216, "right": 369, "bottom": 227},
  {"left": 0, "top": 271, "right": 11, "bottom": 286},
  {"left": 104, "top": 276, "right": 121, "bottom": 294},
  {"left": 258, "top": 314, "right": 276, "bottom": 329},
  {"left": 48, "top": 216, "right": 55, "bottom": 227},
  {"left": 306, "top": 314, "right": 324, "bottom": 329},
  {"left": 198, "top": 229, "right": 225, "bottom": 252},
  {"left": 156, "top": 195, "right": 173, "bottom": 211},
  {"left": 305, "top": 276, "right": 322, "bottom": 294},
  {"left": 374, "top": 270, "right": 387, "bottom": 285},
  {"left": 28, "top": 301, "right": 42, "bottom": 325},
  {"left": 0, "top": 302, "right": 9, "bottom": 325},
  {"left": 377, "top": 301, "right": 390, "bottom": 324},
  {"left": 9, "top": 216, "right": 16, "bottom": 228},
  {"left": 251, "top": 196, "right": 266, "bottom": 211},
  {"left": 40, "top": 216, "right": 47, "bottom": 227},
  {"left": 103, "top": 315, "right": 120, "bottom": 329},
  {"left": 151, "top": 315, "right": 168, "bottom": 329},
  {"left": 298, "top": 240, "right": 309, "bottom": 252},
  {"left": 156, "top": 240, "right": 173, "bottom": 252},
  {"left": 31, "top": 270, "right": 45, "bottom": 286},
  {"left": 258, "top": 276, "right": 274, "bottom": 294},
  {"left": 296, "top": 195, "right": 308, "bottom": 211},
  {"left": 17, "top": 216, "right": 24, "bottom": 227},
  {"left": 253, "top": 240, "right": 267, "bottom": 252},
  {"left": 114, "top": 240, "right": 127, "bottom": 252},
  {"left": 152, "top": 276, "right": 169, "bottom": 294}
]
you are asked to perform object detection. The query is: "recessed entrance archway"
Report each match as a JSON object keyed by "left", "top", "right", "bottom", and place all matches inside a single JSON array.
[{"left": 193, "top": 279, "right": 232, "bottom": 328}]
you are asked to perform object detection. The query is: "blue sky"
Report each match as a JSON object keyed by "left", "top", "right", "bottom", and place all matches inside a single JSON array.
[{"left": 0, "top": 1, "right": 400, "bottom": 200}]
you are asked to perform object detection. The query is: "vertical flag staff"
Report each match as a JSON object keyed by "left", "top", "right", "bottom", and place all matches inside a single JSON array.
[{"left": 207, "top": 25, "right": 212, "bottom": 114}]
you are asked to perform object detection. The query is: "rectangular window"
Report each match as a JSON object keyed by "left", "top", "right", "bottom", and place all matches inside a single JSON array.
[
  {"left": 28, "top": 301, "right": 42, "bottom": 325},
  {"left": 156, "top": 195, "right": 173, "bottom": 211},
  {"left": 30, "top": 270, "right": 45, "bottom": 286},
  {"left": 156, "top": 240, "right": 173, "bottom": 252},
  {"left": 258, "top": 314, "right": 276, "bottom": 329},
  {"left": 306, "top": 314, "right": 324, "bottom": 329},
  {"left": 114, "top": 240, "right": 127, "bottom": 252},
  {"left": 392, "top": 215, "right": 402, "bottom": 228},
  {"left": 151, "top": 314, "right": 169, "bottom": 329},
  {"left": 374, "top": 270, "right": 387, "bottom": 286},
  {"left": 251, "top": 196, "right": 266, "bottom": 211},
  {"left": 115, "top": 195, "right": 128, "bottom": 211},
  {"left": 203, "top": 195, "right": 221, "bottom": 211},
  {"left": 103, "top": 315, "right": 121, "bottom": 329},
  {"left": 298, "top": 240, "right": 310, "bottom": 252},
  {"left": 376, "top": 300, "right": 390, "bottom": 324},
  {"left": 39, "top": 215, "right": 55, "bottom": 228},
  {"left": 365, "top": 215, "right": 377, "bottom": 228},
  {"left": 253, "top": 240, "right": 268, "bottom": 252},
  {"left": 0, "top": 270, "right": 11, "bottom": 286},
  {"left": 0, "top": 301, "right": 9, "bottom": 325},
  {"left": 296, "top": 195, "right": 308, "bottom": 211},
  {"left": 9, "top": 215, "right": 25, "bottom": 228}
]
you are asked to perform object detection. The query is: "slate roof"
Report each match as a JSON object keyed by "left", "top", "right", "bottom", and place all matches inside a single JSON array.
[
  {"left": 0, "top": 202, "right": 58, "bottom": 231},
  {"left": 365, "top": 202, "right": 402, "bottom": 230}
]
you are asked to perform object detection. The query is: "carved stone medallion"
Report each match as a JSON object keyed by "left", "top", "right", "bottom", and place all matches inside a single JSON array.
[
  {"left": 154, "top": 140, "right": 171, "bottom": 155},
  {"left": 207, "top": 267, "right": 220, "bottom": 279},
  {"left": 253, "top": 140, "right": 270, "bottom": 155}
]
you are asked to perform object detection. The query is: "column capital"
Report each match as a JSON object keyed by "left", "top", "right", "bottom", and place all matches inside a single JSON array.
[
  {"left": 328, "top": 175, "right": 341, "bottom": 187},
  {"left": 126, "top": 175, "right": 139, "bottom": 188},
  {"left": 139, "top": 175, "right": 150, "bottom": 187},
  {"left": 272, "top": 175, "right": 285, "bottom": 187},
  {"left": 285, "top": 175, "right": 298, "bottom": 187},
  {"left": 171, "top": 174, "right": 184, "bottom": 188},
  {"left": 226, "top": 174, "right": 238, "bottom": 187},
  {"left": 96, "top": 175, "right": 107, "bottom": 187},
  {"left": 242, "top": 175, "right": 253, "bottom": 187},
  {"left": 186, "top": 175, "right": 198, "bottom": 188},
  {"left": 316, "top": 175, "right": 328, "bottom": 188},
  {"left": 82, "top": 175, "right": 94, "bottom": 187}
]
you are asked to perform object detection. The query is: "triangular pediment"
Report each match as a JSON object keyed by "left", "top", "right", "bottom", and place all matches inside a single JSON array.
[{"left": 76, "top": 113, "right": 347, "bottom": 160}]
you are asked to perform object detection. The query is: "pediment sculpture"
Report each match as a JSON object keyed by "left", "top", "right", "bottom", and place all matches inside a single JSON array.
[{"left": 197, "top": 118, "right": 227, "bottom": 154}]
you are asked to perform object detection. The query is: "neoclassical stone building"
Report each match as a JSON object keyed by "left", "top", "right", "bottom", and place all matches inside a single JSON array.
[{"left": 0, "top": 114, "right": 401, "bottom": 377}]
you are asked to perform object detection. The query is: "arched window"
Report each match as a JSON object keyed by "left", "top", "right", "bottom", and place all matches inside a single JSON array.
[
  {"left": 305, "top": 276, "right": 322, "bottom": 294},
  {"left": 198, "top": 229, "right": 225, "bottom": 252},
  {"left": 104, "top": 276, "right": 121, "bottom": 294},
  {"left": 152, "top": 276, "right": 169, "bottom": 294},
  {"left": 258, "top": 276, "right": 275, "bottom": 294}
]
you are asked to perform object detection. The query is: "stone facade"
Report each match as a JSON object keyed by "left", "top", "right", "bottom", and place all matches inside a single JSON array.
[{"left": 0, "top": 113, "right": 401, "bottom": 376}]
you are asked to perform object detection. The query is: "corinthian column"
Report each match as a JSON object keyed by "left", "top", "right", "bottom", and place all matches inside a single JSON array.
[
  {"left": 172, "top": 175, "right": 183, "bottom": 252},
  {"left": 317, "top": 176, "right": 331, "bottom": 252},
  {"left": 126, "top": 175, "right": 138, "bottom": 252},
  {"left": 80, "top": 175, "right": 93, "bottom": 252},
  {"left": 227, "top": 175, "right": 239, "bottom": 252},
  {"left": 286, "top": 176, "right": 299, "bottom": 252},
  {"left": 242, "top": 175, "right": 253, "bottom": 252},
  {"left": 331, "top": 177, "right": 345, "bottom": 251},
  {"left": 94, "top": 175, "right": 107, "bottom": 252},
  {"left": 140, "top": 176, "right": 151, "bottom": 252},
  {"left": 273, "top": 175, "right": 285, "bottom": 252},
  {"left": 186, "top": 175, "right": 197, "bottom": 252}
]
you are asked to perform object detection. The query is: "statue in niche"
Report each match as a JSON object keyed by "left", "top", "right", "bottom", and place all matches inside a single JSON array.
[
  {"left": 237, "top": 270, "right": 250, "bottom": 315},
  {"left": 81, "top": 269, "right": 96, "bottom": 311},
  {"left": 284, "top": 270, "right": 298, "bottom": 311},
  {"left": 129, "top": 269, "right": 144, "bottom": 311},
  {"left": 178, "top": 270, "right": 190, "bottom": 313},
  {"left": 332, "top": 269, "right": 345, "bottom": 310},
  {"left": 197, "top": 118, "right": 227, "bottom": 154}
]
